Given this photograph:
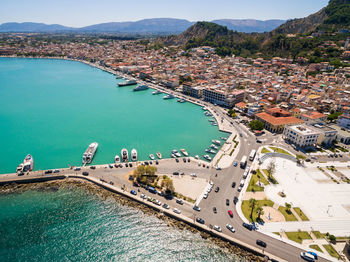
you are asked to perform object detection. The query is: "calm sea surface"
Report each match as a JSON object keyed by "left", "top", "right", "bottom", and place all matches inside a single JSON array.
[
  {"left": 0, "top": 187, "right": 239, "bottom": 262},
  {"left": 0, "top": 58, "right": 227, "bottom": 173}
]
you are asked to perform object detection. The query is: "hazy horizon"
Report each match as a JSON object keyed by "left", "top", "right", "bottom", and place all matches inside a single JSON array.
[{"left": 0, "top": 0, "right": 329, "bottom": 27}]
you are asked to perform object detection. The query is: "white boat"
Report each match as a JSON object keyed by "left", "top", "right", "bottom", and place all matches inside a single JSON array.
[
  {"left": 172, "top": 150, "right": 181, "bottom": 157},
  {"left": 212, "top": 139, "right": 221, "bottom": 145},
  {"left": 163, "top": 94, "right": 175, "bottom": 100},
  {"left": 212, "top": 122, "right": 218, "bottom": 126},
  {"left": 202, "top": 106, "right": 207, "bottom": 111},
  {"left": 152, "top": 90, "right": 161, "bottom": 95},
  {"left": 83, "top": 142, "right": 98, "bottom": 164},
  {"left": 16, "top": 154, "right": 34, "bottom": 173},
  {"left": 195, "top": 155, "right": 200, "bottom": 160},
  {"left": 210, "top": 144, "right": 218, "bottom": 150},
  {"left": 149, "top": 154, "right": 155, "bottom": 160},
  {"left": 156, "top": 152, "right": 162, "bottom": 159},
  {"left": 131, "top": 149, "right": 137, "bottom": 161},
  {"left": 171, "top": 153, "right": 176, "bottom": 158},
  {"left": 205, "top": 149, "right": 216, "bottom": 154},
  {"left": 114, "top": 154, "right": 120, "bottom": 163},
  {"left": 220, "top": 137, "right": 227, "bottom": 141},
  {"left": 203, "top": 155, "right": 212, "bottom": 161},
  {"left": 180, "top": 149, "right": 188, "bottom": 157},
  {"left": 121, "top": 148, "right": 129, "bottom": 162}
]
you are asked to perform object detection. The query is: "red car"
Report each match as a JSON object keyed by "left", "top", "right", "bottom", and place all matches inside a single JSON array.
[{"left": 228, "top": 210, "right": 233, "bottom": 217}]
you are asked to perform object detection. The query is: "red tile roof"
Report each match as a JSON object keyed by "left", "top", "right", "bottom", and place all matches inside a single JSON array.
[{"left": 256, "top": 112, "right": 304, "bottom": 126}]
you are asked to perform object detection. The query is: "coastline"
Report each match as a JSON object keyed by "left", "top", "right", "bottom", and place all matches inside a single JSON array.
[{"left": 0, "top": 179, "right": 263, "bottom": 262}]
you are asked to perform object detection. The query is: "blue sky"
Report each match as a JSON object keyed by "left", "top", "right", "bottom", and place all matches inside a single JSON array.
[{"left": 0, "top": 0, "right": 329, "bottom": 27}]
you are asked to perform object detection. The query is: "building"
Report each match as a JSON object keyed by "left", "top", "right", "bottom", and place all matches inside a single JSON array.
[
  {"left": 338, "top": 113, "right": 350, "bottom": 129},
  {"left": 283, "top": 124, "right": 320, "bottom": 148},
  {"left": 300, "top": 111, "right": 327, "bottom": 123},
  {"left": 203, "top": 88, "right": 245, "bottom": 108},
  {"left": 330, "top": 124, "right": 350, "bottom": 144},
  {"left": 182, "top": 84, "right": 205, "bottom": 98},
  {"left": 255, "top": 108, "right": 304, "bottom": 133},
  {"left": 247, "top": 103, "right": 262, "bottom": 117},
  {"left": 307, "top": 122, "right": 337, "bottom": 145}
]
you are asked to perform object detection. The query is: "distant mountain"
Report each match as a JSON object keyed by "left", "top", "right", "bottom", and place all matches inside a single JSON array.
[
  {"left": 212, "top": 19, "right": 285, "bottom": 33},
  {"left": 0, "top": 18, "right": 285, "bottom": 34},
  {"left": 80, "top": 18, "right": 194, "bottom": 33},
  {"left": 0, "top": 22, "right": 74, "bottom": 32}
]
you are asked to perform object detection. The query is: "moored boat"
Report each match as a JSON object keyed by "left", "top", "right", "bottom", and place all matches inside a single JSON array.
[
  {"left": 152, "top": 90, "right": 161, "bottom": 95},
  {"left": 180, "top": 148, "right": 188, "bottom": 156},
  {"left": 212, "top": 139, "right": 221, "bottom": 145},
  {"left": 121, "top": 148, "right": 129, "bottom": 162},
  {"left": 172, "top": 150, "right": 181, "bottom": 157},
  {"left": 118, "top": 80, "right": 137, "bottom": 87},
  {"left": 156, "top": 152, "right": 162, "bottom": 159},
  {"left": 133, "top": 85, "right": 149, "bottom": 91},
  {"left": 195, "top": 155, "right": 200, "bottom": 160},
  {"left": 177, "top": 99, "right": 185, "bottom": 103},
  {"left": 131, "top": 149, "right": 137, "bottom": 161},
  {"left": 203, "top": 154, "right": 212, "bottom": 161},
  {"left": 83, "top": 142, "right": 98, "bottom": 165},
  {"left": 114, "top": 154, "right": 120, "bottom": 163},
  {"left": 149, "top": 154, "right": 155, "bottom": 160},
  {"left": 163, "top": 94, "right": 175, "bottom": 100},
  {"left": 220, "top": 136, "right": 227, "bottom": 141}
]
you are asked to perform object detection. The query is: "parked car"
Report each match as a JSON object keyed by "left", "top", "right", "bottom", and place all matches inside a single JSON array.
[
  {"left": 155, "top": 160, "right": 159, "bottom": 165},
  {"left": 233, "top": 196, "right": 238, "bottom": 205},
  {"left": 226, "top": 199, "right": 230, "bottom": 206},
  {"left": 228, "top": 210, "right": 233, "bottom": 217},
  {"left": 190, "top": 173, "right": 197, "bottom": 177},
  {"left": 162, "top": 203, "right": 170, "bottom": 209},
  {"left": 256, "top": 239, "right": 267, "bottom": 248},
  {"left": 130, "top": 190, "right": 137, "bottom": 195},
  {"left": 129, "top": 163, "right": 133, "bottom": 167},
  {"left": 176, "top": 199, "right": 184, "bottom": 205},
  {"left": 175, "top": 158, "right": 179, "bottom": 163},
  {"left": 53, "top": 169, "right": 60, "bottom": 173},
  {"left": 173, "top": 208, "right": 181, "bottom": 214},
  {"left": 203, "top": 193, "right": 208, "bottom": 199},
  {"left": 226, "top": 224, "right": 235, "bottom": 233},
  {"left": 237, "top": 186, "right": 243, "bottom": 192},
  {"left": 140, "top": 194, "right": 146, "bottom": 199},
  {"left": 45, "top": 170, "right": 52, "bottom": 174},
  {"left": 215, "top": 187, "right": 220, "bottom": 193},
  {"left": 234, "top": 161, "right": 238, "bottom": 167},
  {"left": 82, "top": 171, "right": 89, "bottom": 176},
  {"left": 242, "top": 222, "right": 253, "bottom": 231},
  {"left": 193, "top": 205, "right": 201, "bottom": 211},
  {"left": 109, "top": 164, "right": 113, "bottom": 168},
  {"left": 231, "top": 182, "right": 236, "bottom": 188},
  {"left": 213, "top": 225, "right": 222, "bottom": 232},
  {"left": 196, "top": 217, "right": 205, "bottom": 224},
  {"left": 173, "top": 172, "right": 179, "bottom": 176},
  {"left": 183, "top": 158, "right": 186, "bottom": 163},
  {"left": 90, "top": 166, "right": 96, "bottom": 169},
  {"left": 213, "top": 207, "right": 217, "bottom": 213},
  {"left": 256, "top": 139, "right": 262, "bottom": 143}
]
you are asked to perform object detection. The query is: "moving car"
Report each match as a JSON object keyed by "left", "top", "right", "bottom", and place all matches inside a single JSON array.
[
  {"left": 306, "top": 251, "right": 318, "bottom": 260},
  {"left": 233, "top": 196, "right": 238, "bottom": 205},
  {"left": 226, "top": 199, "right": 229, "bottom": 206},
  {"left": 256, "top": 239, "right": 267, "bottom": 248},
  {"left": 228, "top": 210, "right": 233, "bottom": 217},
  {"left": 213, "top": 225, "right": 222, "bottom": 232},
  {"left": 300, "top": 252, "right": 315, "bottom": 261},
  {"left": 226, "top": 224, "right": 235, "bottom": 233},
  {"left": 196, "top": 217, "right": 205, "bottom": 224},
  {"left": 242, "top": 222, "right": 253, "bottom": 231}
]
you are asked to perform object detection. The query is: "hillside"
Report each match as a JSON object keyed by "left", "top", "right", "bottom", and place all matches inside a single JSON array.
[{"left": 0, "top": 22, "right": 73, "bottom": 32}]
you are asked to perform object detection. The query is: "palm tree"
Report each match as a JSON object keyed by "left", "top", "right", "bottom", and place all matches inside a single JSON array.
[
  {"left": 256, "top": 206, "right": 264, "bottom": 221},
  {"left": 249, "top": 198, "right": 257, "bottom": 221}
]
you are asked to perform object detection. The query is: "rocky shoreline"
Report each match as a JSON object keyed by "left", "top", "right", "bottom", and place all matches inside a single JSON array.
[{"left": 0, "top": 179, "right": 264, "bottom": 261}]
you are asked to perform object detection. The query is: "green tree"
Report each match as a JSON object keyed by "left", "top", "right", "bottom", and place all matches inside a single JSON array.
[
  {"left": 256, "top": 206, "right": 264, "bottom": 221},
  {"left": 285, "top": 202, "right": 292, "bottom": 214},
  {"left": 266, "top": 161, "right": 276, "bottom": 180},
  {"left": 249, "top": 198, "right": 257, "bottom": 221},
  {"left": 248, "top": 120, "right": 264, "bottom": 131},
  {"left": 161, "top": 176, "right": 175, "bottom": 195}
]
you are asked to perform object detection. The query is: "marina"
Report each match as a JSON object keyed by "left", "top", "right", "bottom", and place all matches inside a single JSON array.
[{"left": 0, "top": 58, "right": 228, "bottom": 173}]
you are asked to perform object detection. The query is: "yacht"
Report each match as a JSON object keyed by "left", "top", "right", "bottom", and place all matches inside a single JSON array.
[
  {"left": 210, "top": 144, "right": 218, "bottom": 150},
  {"left": 149, "top": 154, "right": 155, "bottom": 160},
  {"left": 180, "top": 149, "right": 188, "bottom": 156},
  {"left": 115, "top": 75, "right": 122, "bottom": 79},
  {"left": 152, "top": 90, "right": 161, "bottom": 95},
  {"left": 121, "top": 148, "right": 129, "bottom": 162},
  {"left": 82, "top": 142, "right": 98, "bottom": 165},
  {"left": 220, "top": 137, "right": 227, "bottom": 141},
  {"left": 171, "top": 153, "right": 176, "bottom": 158},
  {"left": 118, "top": 80, "right": 137, "bottom": 87},
  {"left": 205, "top": 149, "right": 216, "bottom": 154},
  {"left": 212, "top": 122, "right": 218, "bottom": 126},
  {"left": 163, "top": 94, "right": 175, "bottom": 100},
  {"left": 16, "top": 154, "right": 34, "bottom": 173},
  {"left": 203, "top": 155, "right": 212, "bottom": 161},
  {"left": 202, "top": 106, "right": 207, "bottom": 111},
  {"left": 212, "top": 139, "right": 221, "bottom": 145},
  {"left": 172, "top": 150, "right": 181, "bottom": 158},
  {"left": 131, "top": 149, "right": 137, "bottom": 161},
  {"left": 156, "top": 152, "right": 162, "bottom": 159},
  {"left": 114, "top": 154, "right": 120, "bottom": 163},
  {"left": 133, "top": 85, "right": 149, "bottom": 91},
  {"left": 177, "top": 99, "right": 185, "bottom": 103}
]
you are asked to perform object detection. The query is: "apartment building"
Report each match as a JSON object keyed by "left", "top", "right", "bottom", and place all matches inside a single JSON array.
[{"left": 283, "top": 124, "right": 320, "bottom": 147}]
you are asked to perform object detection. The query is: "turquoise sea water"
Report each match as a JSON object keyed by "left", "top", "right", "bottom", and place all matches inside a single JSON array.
[
  {"left": 0, "top": 58, "right": 227, "bottom": 174},
  {"left": 0, "top": 187, "right": 238, "bottom": 261}
]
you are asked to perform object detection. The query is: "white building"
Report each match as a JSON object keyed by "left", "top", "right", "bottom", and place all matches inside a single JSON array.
[
  {"left": 338, "top": 114, "right": 350, "bottom": 130},
  {"left": 283, "top": 124, "right": 320, "bottom": 148}
]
